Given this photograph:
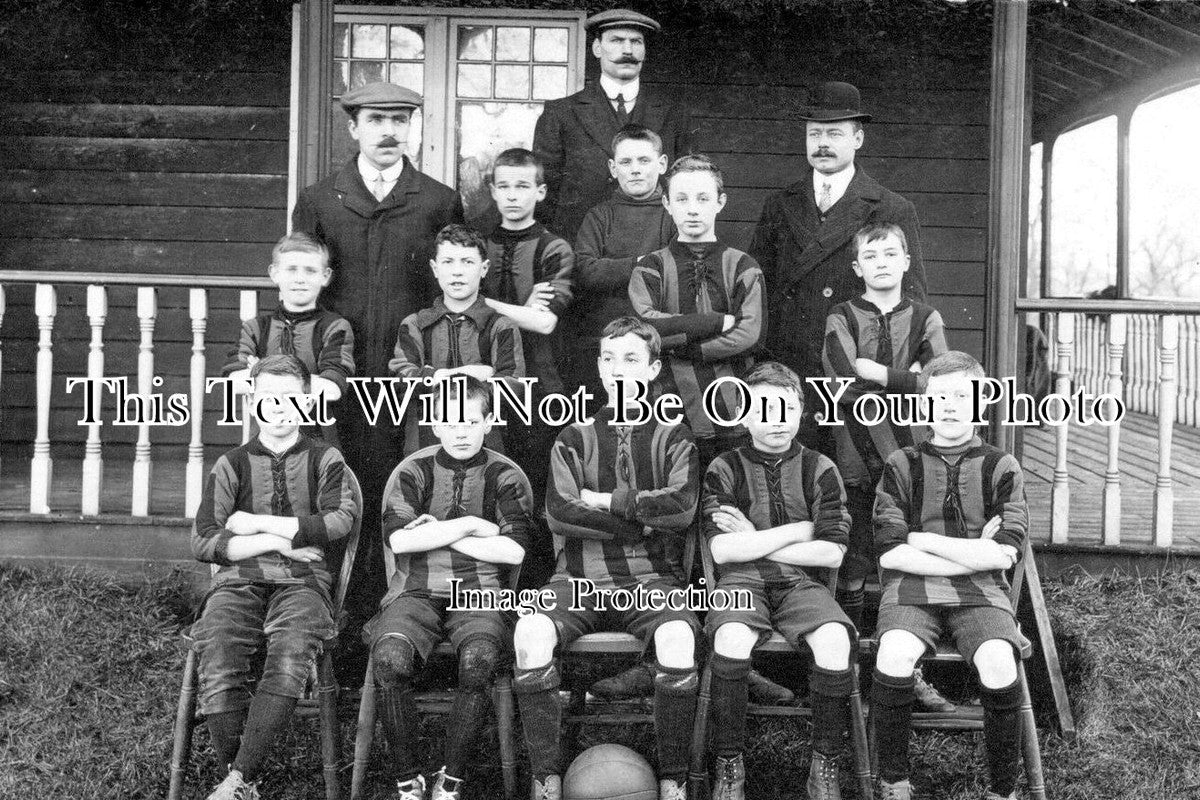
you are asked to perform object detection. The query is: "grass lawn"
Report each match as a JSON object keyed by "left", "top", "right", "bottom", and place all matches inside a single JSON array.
[{"left": 1, "top": 564, "right": 1198, "bottom": 799}]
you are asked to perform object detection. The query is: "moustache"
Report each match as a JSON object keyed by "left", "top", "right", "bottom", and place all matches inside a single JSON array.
[
  {"left": 812, "top": 149, "right": 835, "bottom": 157},
  {"left": 378, "top": 137, "right": 401, "bottom": 148},
  {"left": 614, "top": 56, "right": 641, "bottom": 64}
]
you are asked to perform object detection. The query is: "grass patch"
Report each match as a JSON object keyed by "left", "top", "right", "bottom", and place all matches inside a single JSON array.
[{"left": 2, "top": 564, "right": 1199, "bottom": 798}]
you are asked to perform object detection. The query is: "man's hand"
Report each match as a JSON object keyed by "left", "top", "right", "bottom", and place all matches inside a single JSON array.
[
  {"left": 980, "top": 515, "right": 1003, "bottom": 540},
  {"left": 279, "top": 544, "right": 324, "bottom": 563},
  {"left": 580, "top": 489, "right": 613, "bottom": 511},
  {"left": 525, "top": 282, "right": 556, "bottom": 311},
  {"left": 711, "top": 505, "right": 756, "bottom": 534},
  {"left": 854, "top": 358, "right": 888, "bottom": 385},
  {"left": 722, "top": 314, "right": 736, "bottom": 333},
  {"left": 225, "top": 511, "right": 262, "bottom": 536},
  {"left": 404, "top": 513, "right": 437, "bottom": 529}
]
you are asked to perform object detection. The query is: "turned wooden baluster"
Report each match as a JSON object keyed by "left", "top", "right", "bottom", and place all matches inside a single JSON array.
[
  {"left": 184, "top": 289, "right": 207, "bottom": 517},
  {"left": 1101, "top": 315, "right": 1126, "bottom": 546},
  {"left": 81, "top": 286, "right": 107, "bottom": 515},
  {"left": 30, "top": 284, "right": 56, "bottom": 514},
  {"left": 1050, "top": 312, "right": 1074, "bottom": 544},
  {"left": 131, "top": 287, "right": 157, "bottom": 516},
  {"left": 1153, "top": 316, "right": 1178, "bottom": 548}
]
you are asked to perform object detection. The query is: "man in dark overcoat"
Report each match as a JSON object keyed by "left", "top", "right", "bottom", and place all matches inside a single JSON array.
[
  {"left": 750, "top": 81, "right": 928, "bottom": 457},
  {"left": 292, "top": 82, "right": 465, "bottom": 665},
  {"left": 532, "top": 8, "right": 694, "bottom": 243}
]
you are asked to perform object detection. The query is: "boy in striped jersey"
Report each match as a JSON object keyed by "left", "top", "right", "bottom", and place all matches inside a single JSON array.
[
  {"left": 365, "top": 376, "right": 533, "bottom": 800},
  {"left": 223, "top": 232, "right": 355, "bottom": 445},
  {"left": 703, "top": 362, "right": 855, "bottom": 800},
  {"left": 390, "top": 224, "right": 526, "bottom": 457},
  {"left": 628, "top": 154, "right": 765, "bottom": 470},
  {"left": 872, "top": 352, "right": 1029, "bottom": 800},
  {"left": 821, "top": 221, "right": 948, "bottom": 633},
  {"left": 513, "top": 317, "right": 700, "bottom": 800},
  {"left": 191, "top": 355, "right": 361, "bottom": 800}
]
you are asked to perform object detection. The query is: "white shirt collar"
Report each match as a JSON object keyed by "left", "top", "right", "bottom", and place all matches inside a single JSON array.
[
  {"left": 813, "top": 164, "right": 855, "bottom": 206},
  {"left": 357, "top": 152, "right": 406, "bottom": 187},
  {"left": 599, "top": 74, "right": 640, "bottom": 104}
]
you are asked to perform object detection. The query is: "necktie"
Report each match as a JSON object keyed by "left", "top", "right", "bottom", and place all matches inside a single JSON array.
[
  {"left": 817, "top": 181, "right": 833, "bottom": 213},
  {"left": 615, "top": 93, "right": 630, "bottom": 124},
  {"left": 372, "top": 172, "right": 387, "bottom": 202},
  {"left": 941, "top": 456, "right": 967, "bottom": 538}
]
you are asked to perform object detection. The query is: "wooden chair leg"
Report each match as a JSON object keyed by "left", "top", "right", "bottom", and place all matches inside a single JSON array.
[
  {"left": 316, "top": 654, "right": 341, "bottom": 800},
  {"left": 494, "top": 673, "right": 518, "bottom": 800},
  {"left": 687, "top": 665, "right": 712, "bottom": 800},
  {"left": 168, "top": 646, "right": 199, "bottom": 800},
  {"left": 352, "top": 652, "right": 377, "bottom": 800},
  {"left": 1017, "top": 661, "right": 1047, "bottom": 800},
  {"left": 847, "top": 664, "right": 873, "bottom": 800}
]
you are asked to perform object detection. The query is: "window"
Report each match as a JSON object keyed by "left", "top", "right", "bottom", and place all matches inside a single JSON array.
[
  {"left": 322, "top": 8, "right": 585, "bottom": 220},
  {"left": 1048, "top": 115, "right": 1117, "bottom": 297}
]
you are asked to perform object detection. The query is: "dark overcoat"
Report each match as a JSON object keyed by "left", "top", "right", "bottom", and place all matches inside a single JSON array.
[
  {"left": 532, "top": 81, "right": 694, "bottom": 242},
  {"left": 750, "top": 165, "right": 928, "bottom": 386}
]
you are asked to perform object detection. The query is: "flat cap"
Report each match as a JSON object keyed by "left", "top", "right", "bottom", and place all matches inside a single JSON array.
[
  {"left": 585, "top": 9, "right": 661, "bottom": 34},
  {"left": 340, "top": 82, "right": 422, "bottom": 113}
]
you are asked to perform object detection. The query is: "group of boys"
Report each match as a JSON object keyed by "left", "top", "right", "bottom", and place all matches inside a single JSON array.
[{"left": 191, "top": 53, "right": 1031, "bottom": 800}]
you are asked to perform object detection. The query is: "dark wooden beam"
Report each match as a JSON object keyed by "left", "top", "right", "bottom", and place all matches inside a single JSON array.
[
  {"left": 1035, "top": 18, "right": 1152, "bottom": 70},
  {"left": 1063, "top": 5, "right": 1181, "bottom": 61},
  {"left": 1036, "top": 73, "right": 1085, "bottom": 99},
  {"left": 1033, "top": 35, "right": 1128, "bottom": 80},
  {"left": 986, "top": 0, "right": 1028, "bottom": 454},
  {"left": 295, "top": 0, "right": 334, "bottom": 190},
  {"left": 1088, "top": 0, "right": 1200, "bottom": 50},
  {"left": 1036, "top": 58, "right": 1107, "bottom": 92}
]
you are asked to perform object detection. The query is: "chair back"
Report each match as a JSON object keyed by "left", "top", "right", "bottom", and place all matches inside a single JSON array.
[{"left": 330, "top": 465, "right": 364, "bottom": 624}]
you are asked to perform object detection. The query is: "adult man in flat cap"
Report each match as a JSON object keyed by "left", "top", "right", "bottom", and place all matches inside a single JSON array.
[
  {"left": 751, "top": 81, "right": 928, "bottom": 453},
  {"left": 292, "top": 81, "right": 465, "bottom": 649},
  {"left": 533, "top": 8, "right": 694, "bottom": 243}
]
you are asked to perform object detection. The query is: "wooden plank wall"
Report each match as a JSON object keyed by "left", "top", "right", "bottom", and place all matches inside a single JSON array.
[{"left": 0, "top": 70, "right": 290, "bottom": 453}]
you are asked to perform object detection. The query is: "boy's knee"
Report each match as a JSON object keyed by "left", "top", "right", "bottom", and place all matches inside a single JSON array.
[
  {"left": 973, "top": 639, "right": 1018, "bottom": 688},
  {"left": 654, "top": 620, "right": 695, "bottom": 669},
  {"left": 712, "top": 622, "right": 757, "bottom": 659},
  {"left": 514, "top": 613, "right": 557, "bottom": 668},
  {"left": 458, "top": 636, "right": 500, "bottom": 690},
  {"left": 373, "top": 636, "right": 417, "bottom": 687},
  {"left": 806, "top": 622, "right": 851, "bottom": 670},
  {"left": 875, "top": 630, "right": 924, "bottom": 677}
]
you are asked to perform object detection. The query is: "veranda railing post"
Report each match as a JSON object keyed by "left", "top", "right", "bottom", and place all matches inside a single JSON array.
[
  {"left": 239, "top": 290, "right": 258, "bottom": 444},
  {"left": 185, "top": 289, "right": 208, "bottom": 517},
  {"left": 1102, "top": 314, "right": 1126, "bottom": 545},
  {"left": 30, "top": 284, "right": 56, "bottom": 514},
  {"left": 131, "top": 287, "right": 157, "bottom": 516},
  {"left": 1153, "top": 315, "right": 1178, "bottom": 547},
  {"left": 1050, "top": 311, "right": 1074, "bottom": 544},
  {"left": 81, "top": 285, "right": 107, "bottom": 516},
  {"left": 0, "top": 285, "right": 5, "bottom": 481}
]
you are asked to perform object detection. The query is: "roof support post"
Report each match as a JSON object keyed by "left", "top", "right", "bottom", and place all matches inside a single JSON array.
[
  {"left": 296, "top": 0, "right": 334, "bottom": 190},
  {"left": 986, "top": 0, "right": 1029, "bottom": 452}
]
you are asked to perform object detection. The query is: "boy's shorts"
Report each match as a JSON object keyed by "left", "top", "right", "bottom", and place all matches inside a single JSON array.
[
  {"left": 705, "top": 579, "right": 855, "bottom": 649},
  {"left": 192, "top": 580, "right": 335, "bottom": 716},
  {"left": 841, "top": 483, "right": 877, "bottom": 585},
  {"left": 537, "top": 579, "right": 700, "bottom": 657},
  {"left": 364, "top": 593, "right": 509, "bottom": 661},
  {"left": 875, "top": 602, "right": 1030, "bottom": 663}
]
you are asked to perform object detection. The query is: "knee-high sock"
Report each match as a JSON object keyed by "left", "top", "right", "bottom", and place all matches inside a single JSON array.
[
  {"left": 232, "top": 691, "right": 298, "bottom": 781},
  {"left": 809, "top": 664, "right": 853, "bottom": 758},
  {"left": 514, "top": 662, "right": 563, "bottom": 780},
  {"left": 872, "top": 669, "right": 915, "bottom": 784},
  {"left": 981, "top": 679, "right": 1023, "bottom": 797},
  {"left": 206, "top": 706, "right": 248, "bottom": 771},
  {"left": 444, "top": 637, "right": 500, "bottom": 777},
  {"left": 709, "top": 653, "right": 751, "bottom": 758},
  {"left": 654, "top": 663, "right": 699, "bottom": 782},
  {"left": 379, "top": 681, "right": 421, "bottom": 782}
]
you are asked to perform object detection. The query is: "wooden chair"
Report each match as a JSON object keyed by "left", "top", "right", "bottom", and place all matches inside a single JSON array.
[
  {"left": 350, "top": 462, "right": 524, "bottom": 800},
  {"left": 687, "top": 533, "right": 874, "bottom": 800},
  {"left": 861, "top": 537, "right": 1047, "bottom": 800},
  {"left": 168, "top": 466, "right": 364, "bottom": 800}
]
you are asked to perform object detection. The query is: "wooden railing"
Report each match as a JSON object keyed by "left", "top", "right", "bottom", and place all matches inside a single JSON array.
[
  {"left": 0, "top": 270, "right": 274, "bottom": 519},
  {"left": 1017, "top": 298, "right": 1200, "bottom": 548}
]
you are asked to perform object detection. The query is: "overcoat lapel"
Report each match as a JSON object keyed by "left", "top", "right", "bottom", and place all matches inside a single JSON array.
[
  {"left": 333, "top": 157, "right": 422, "bottom": 218},
  {"left": 777, "top": 168, "right": 884, "bottom": 288},
  {"left": 572, "top": 83, "right": 621, "bottom": 156}
]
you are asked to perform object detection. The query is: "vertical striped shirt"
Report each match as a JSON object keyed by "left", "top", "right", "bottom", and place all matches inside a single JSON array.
[
  {"left": 222, "top": 305, "right": 356, "bottom": 393},
  {"left": 546, "top": 406, "right": 698, "bottom": 588},
  {"left": 822, "top": 297, "right": 948, "bottom": 487},
  {"left": 874, "top": 437, "right": 1028, "bottom": 610},
  {"left": 191, "top": 436, "right": 360, "bottom": 595},
  {"left": 629, "top": 240, "right": 765, "bottom": 438},
  {"left": 703, "top": 441, "right": 849, "bottom": 589},
  {"left": 484, "top": 222, "right": 574, "bottom": 394},
  {"left": 380, "top": 446, "right": 534, "bottom": 606},
  {"left": 388, "top": 296, "right": 525, "bottom": 455}
]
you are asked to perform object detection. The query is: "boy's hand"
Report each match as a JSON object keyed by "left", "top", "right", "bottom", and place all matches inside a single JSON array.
[
  {"left": 853, "top": 358, "right": 888, "bottom": 385},
  {"left": 279, "top": 544, "right": 324, "bottom": 563},
  {"left": 712, "top": 505, "right": 755, "bottom": 534},
  {"left": 980, "top": 515, "right": 1003, "bottom": 540},
  {"left": 225, "top": 511, "right": 262, "bottom": 536},
  {"left": 470, "top": 518, "right": 501, "bottom": 538},
  {"left": 404, "top": 513, "right": 437, "bottom": 529},
  {"left": 722, "top": 314, "right": 736, "bottom": 333},
  {"left": 525, "top": 282, "right": 556, "bottom": 311},
  {"left": 436, "top": 364, "right": 495, "bottom": 382},
  {"left": 909, "top": 361, "right": 923, "bottom": 373},
  {"left": 580, "top": 489, "right": 613, "bottom": 511}
]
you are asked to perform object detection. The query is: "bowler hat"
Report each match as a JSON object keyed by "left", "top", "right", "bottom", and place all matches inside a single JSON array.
[
  {"left": 798, "top": 81, "right": 872, "bottom": 123},
  {"left": 340, "top": 82, "right": 422, "bottom": 113},
  {"left": 585, "top": 9, "right": 661, "bottom": 34}
]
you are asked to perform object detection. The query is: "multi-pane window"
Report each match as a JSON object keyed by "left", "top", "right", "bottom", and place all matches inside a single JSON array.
[{"left": 322, "top": 9, "right": 585, "bottom": 219}]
